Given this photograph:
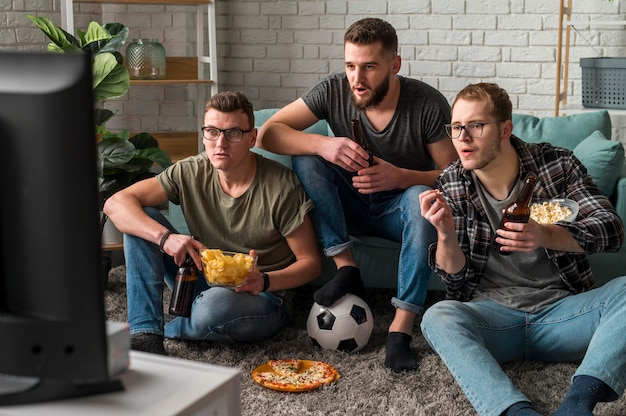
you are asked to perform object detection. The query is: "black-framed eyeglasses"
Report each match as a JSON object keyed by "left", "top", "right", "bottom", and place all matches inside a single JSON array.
[
  {"left": 444, "top": 121, "right": 499, "bottom": 139},
  {"left": 201, "top": 126, "right": 254, "bottom": 142}
]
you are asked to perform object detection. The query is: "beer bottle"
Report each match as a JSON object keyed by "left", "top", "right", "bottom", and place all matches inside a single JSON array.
[
  {"left": 169, "top": 256, "right": 197, "bottom": 316},
  {"left": 492, "top": 172, "right": 537, "bottom": 256},
  {"left": 351, "top": 118, "right": 374, "bottom": 166}
]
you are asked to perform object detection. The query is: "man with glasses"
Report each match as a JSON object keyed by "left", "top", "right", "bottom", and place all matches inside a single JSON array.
[
  {"left": 104, "top": 91, "right": 321, "bottom": 355},
  {"left": 258, "top": 17, "right": 457, "bottom": 372},
  {"left": 420, "top": 82, "right": 626, "bottom": 416}
]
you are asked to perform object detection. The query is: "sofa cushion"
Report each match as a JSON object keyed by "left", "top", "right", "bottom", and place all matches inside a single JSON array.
[
  {"left": 573, "top": 130, "right": 625, "bottom": 198},
  {"left": 512, "top": 110, "right": 612, "bottom": 150},
  {"left": 252, "top": 108, "right": 331, "bottom": 169}
]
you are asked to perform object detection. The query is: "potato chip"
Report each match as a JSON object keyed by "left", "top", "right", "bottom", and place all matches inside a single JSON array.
[{"left": 200, "top": 249, "right": 256, "bottom": 286}]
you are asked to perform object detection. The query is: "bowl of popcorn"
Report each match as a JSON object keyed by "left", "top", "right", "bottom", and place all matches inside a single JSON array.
[
  {"left": 530, "top": 198, "right": 579, "bottom": 224},
  {"left": 200, "top": 249, "right": 257, "bottom": 288}
]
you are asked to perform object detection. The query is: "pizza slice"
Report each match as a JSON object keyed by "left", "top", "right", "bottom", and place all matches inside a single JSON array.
[
  {"left": 301, "top": 361, "right": 338, "bottom": 384},
  {"left": 267, "top": 359, "right": 302, "bottom": 376}
]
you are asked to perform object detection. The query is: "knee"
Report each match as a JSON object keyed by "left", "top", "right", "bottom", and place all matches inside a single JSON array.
[
  {"left": 405, "top": 185, "right": 432, "bottom": 201},
  {"left": 402, "top": 188, "right": 436, "bottom": 238},
  {"left": 292, "top": 155, "right": 321, "bottom": 174},
  {"left": 402, "top": 186, "right": 434, "bottom": 220},
  {"left": 191, "top": 288, "right": 235, "bottom": 323},
  {"left": 421, "top": 300, "right": 463, "bottom": 337}
]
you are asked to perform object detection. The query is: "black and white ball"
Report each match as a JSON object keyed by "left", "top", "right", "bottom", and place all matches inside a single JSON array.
[{"left": 306, "top": 293, "right": 374, "bottom": 353}]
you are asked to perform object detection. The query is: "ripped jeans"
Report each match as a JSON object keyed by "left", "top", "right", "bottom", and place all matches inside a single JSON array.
[{"left": 124, "top": 207, "right": 289, "bottom": 342}]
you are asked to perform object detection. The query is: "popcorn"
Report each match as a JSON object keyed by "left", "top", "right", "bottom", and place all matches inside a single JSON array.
[{"left": 530, "top": 201, "right": 573, "bottom": 224}]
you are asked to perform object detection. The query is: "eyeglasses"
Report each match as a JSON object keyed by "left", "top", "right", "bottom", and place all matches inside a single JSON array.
[
  {"left": 444, "top": 121, "right": 499, "bottom": 139},
  {"left": 201, "top": 126, "right": 254, "bottom": 142}
]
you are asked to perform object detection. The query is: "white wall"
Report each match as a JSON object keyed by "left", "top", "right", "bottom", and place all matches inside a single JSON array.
[{"left": 4, "top": 0, "right": 626, "bottom": 141}]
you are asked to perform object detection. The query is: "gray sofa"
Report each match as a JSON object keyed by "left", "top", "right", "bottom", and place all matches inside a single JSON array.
[{"left": 168, "top": 109, "right": 626, "bottom": 290}]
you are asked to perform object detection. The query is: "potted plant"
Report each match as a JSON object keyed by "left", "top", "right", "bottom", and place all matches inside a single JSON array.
[{"left": 29, "top": 15, "right": 172, "bottom": 242}]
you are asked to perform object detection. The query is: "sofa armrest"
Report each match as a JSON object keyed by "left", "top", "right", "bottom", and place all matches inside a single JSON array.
[{"left": 613, "top": 176, "right": 626, "bottom": 222}]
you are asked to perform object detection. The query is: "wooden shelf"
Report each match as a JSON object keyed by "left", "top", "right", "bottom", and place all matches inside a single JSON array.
[
  {"left": 62, "top": 0, "right": 217, "bottom": 161},
  {"left": 153, "top": 132, "right": 200, "bottom": 162},
  {"left": 127, "top": 57, "right": 214, "bottom": 85},
  {"left": 102, "top": 242, "right": 124, "bottom": 251}
]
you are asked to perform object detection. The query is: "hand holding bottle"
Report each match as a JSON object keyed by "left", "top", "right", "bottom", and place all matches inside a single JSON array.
[{"left": 492, "top": 172, "right": 537, "bottom": 255}]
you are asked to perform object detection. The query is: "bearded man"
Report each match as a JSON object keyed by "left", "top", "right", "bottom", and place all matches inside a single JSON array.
[{"left": 258, "top": 18, "right": 457, "bottom": 372}]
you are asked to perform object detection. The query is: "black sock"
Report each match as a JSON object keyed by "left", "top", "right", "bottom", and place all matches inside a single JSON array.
[
  {"left": 503, "top": 401, "right": 541, "bottom": 416},
  {"left": 384, "top": 332, "right": 417, "bottom": 373},
  {"left": 313, "top": 266, "right": 365, "bottom": 306},
  {"left": 552, "top": 375, "right": 615, "bottom": 416},
  {"left": 130, "top": 333, "right": 167, "bottom": 355}
]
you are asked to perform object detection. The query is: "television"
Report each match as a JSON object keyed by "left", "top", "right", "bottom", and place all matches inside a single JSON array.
[{"left": 0, "top": 52, "right": 123, "bottom": 404}]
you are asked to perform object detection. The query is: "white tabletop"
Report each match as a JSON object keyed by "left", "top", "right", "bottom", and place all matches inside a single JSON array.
[{"left": 0, "top": 351, "right": 241, "bottom": 416}]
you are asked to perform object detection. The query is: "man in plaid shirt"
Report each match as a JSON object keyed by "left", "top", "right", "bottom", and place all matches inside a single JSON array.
[{"left": 419, "top": 82, "right": 626, "bottom": 416}]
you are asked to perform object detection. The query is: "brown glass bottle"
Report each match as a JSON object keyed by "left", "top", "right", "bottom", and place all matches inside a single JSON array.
[
  {"left": 351, "top": 118, "right": 374, "bottom": 166},
  {"left": 169, "top": 256, "right": 197, "bottom": 317},
  {"left": 492, "top": 172, "right": 538, "bottom": 255}
]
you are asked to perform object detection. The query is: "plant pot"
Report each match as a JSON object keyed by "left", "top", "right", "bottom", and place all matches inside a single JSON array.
[{"left": 101, "top": 214, "right": 124, "bottom": 245}]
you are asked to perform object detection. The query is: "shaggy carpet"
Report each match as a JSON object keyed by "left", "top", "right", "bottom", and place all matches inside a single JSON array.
[{"left": 105, "top": 266, "right": 626, "bottom": 416}]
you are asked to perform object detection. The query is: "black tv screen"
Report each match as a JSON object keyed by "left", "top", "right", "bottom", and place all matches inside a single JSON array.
[{"left": 0, "top": 52, "right": 123, "bottom": 404}]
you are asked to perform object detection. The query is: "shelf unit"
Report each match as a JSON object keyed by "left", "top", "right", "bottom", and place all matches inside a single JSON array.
[
  {"left": 555, "top": 0, "right": 626, "bottom": 116},
  {"left": 60, "top": 0, "right": 218, "bottom": 161}
]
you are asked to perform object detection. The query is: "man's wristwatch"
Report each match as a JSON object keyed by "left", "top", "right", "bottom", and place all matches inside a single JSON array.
[{"left": 261, "top": 272, "right": 270, "bottom": 292}]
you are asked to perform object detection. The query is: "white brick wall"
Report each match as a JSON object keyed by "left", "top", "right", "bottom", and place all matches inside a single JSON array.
[{"left": 3, "top": 0, "right": 626, "bottom": 141}]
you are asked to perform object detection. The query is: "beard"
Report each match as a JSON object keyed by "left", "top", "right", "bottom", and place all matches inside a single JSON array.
[{"left": 351, "top": 75, "right": 390, "bottom": 110}]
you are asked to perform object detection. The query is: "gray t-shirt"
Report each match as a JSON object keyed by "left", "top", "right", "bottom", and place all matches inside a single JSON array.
[
  {"left": 302, "top": 73, "right": 451, "bottom": 170},
  {"left": 472, "top": 173, "right": 570, "bottom": 313}
]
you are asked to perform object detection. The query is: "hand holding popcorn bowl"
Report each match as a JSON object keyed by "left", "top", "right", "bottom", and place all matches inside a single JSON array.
[{"left": 200, "top": 249, "right": 258, "bottom": 289}]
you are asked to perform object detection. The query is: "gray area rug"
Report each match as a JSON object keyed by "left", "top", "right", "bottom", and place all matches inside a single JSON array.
[{"left": 105, "top": 266, "right": 626, "bottom": 415}]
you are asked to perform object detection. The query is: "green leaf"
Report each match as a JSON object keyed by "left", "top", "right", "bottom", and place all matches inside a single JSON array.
[
  {"left": 137, "top": 147, "right": 173, "bottom": 169},
  {"left": 130, "top": 132, "right": 160, "bottom": 150},
  {"left": 103, "top": 130, "right": 131, "bottom": 140},
  {"left": 93, "top": 53, "right": 130, "bottom": 101},
  {"left": 95, "top": 108, "right": 116, "bottom": 128},
  {"left": 98, "top": 137, "right": 136, "bottom": 168},
  {"left": 101, "top": 25, "right": 129, "bottom": 54},
  {"left": 28, "top": 15, "right": 80, "bottom": 49}
]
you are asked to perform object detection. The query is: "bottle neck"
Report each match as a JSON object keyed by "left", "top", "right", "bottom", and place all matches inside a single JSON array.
[{"left": 516, "top": 173, "right": 537, "bottom": 206}]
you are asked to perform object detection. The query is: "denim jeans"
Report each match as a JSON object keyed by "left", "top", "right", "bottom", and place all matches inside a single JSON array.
[
  {"left": 420, "top": 276, "right": 626, "bottom": 416},
  {"left": 125, "top": 207, "right": 289, "bottom": 342},
  {"left": 292, "top": 155, "right": 436, "bottom": 314}
]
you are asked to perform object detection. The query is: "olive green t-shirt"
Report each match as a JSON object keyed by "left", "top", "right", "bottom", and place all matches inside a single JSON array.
[{"left": 157, "top": 152, "right": 314, "bottom": 272}]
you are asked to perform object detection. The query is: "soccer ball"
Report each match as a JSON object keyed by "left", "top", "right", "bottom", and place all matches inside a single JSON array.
[{"left": 306, "top": 293, "right": 374, "bottom": 353}]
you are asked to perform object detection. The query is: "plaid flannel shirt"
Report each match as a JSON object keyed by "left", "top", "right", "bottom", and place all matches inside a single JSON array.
[{"left": 430, "top": 135, "right": 624, "bottom": 301}]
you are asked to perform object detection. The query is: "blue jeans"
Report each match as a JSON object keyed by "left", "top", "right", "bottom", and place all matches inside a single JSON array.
[
  {"left": 124, "top": 207, "right": 289, "bottom": 342},
  {"left": 293, "top": 155, "right": 436, "bottom": 314},
  {"left": 420, "top": 276, "right": 626, "bottom": 416}
]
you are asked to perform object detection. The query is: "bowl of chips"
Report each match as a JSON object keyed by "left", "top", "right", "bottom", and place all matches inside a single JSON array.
[
  {"left": 200, "top": 249, "right": 257, "bottom": 288},
  {"left": 530, "top": 198, "right": 579, "bottom": 224}
]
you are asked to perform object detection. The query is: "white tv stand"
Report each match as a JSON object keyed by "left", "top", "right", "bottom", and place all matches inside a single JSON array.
[{"left": 0, "top": 351, "right": 241, "bottom": 416}]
